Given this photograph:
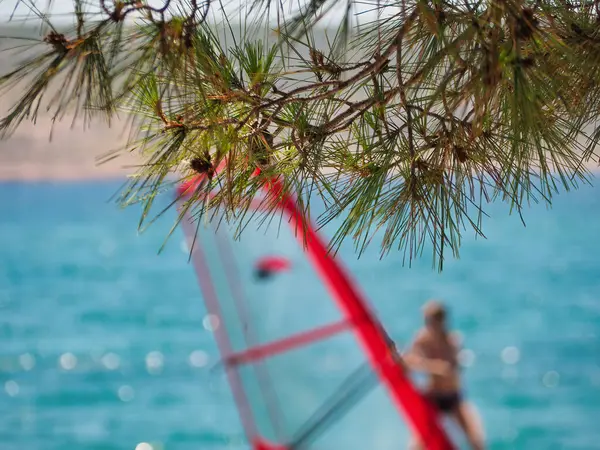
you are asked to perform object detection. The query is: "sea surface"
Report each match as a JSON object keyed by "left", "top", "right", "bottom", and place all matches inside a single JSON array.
[{"left": 1, "top": 179, "right": 600, "bottom": 450}]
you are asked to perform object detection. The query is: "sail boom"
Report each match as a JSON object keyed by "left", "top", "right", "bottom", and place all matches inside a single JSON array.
[{"left": 224, "top": 320, "right": 350, "bottom": 366}]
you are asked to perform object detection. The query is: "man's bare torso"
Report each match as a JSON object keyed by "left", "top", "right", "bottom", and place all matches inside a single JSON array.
[{"left": 413, "top": 328, "right": 461, "bottom": 394}]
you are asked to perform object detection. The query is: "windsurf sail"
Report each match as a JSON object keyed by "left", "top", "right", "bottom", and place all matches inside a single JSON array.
[{"left": 176, "top": 173, "right": 454, "bottom": 450}]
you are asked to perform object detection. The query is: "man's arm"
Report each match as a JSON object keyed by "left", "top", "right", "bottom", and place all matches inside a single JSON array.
[{"left": 403, "top": 335, "right": 453, "bottom": 377}]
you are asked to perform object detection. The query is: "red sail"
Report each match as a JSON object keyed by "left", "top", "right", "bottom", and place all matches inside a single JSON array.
[{"left": 177, "top": 174, "right": 454, "bottom": 450}]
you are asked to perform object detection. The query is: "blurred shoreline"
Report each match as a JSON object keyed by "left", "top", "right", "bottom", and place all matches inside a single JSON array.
[{"left": 0, "top": 115, "right": 142, "bottom": 182}]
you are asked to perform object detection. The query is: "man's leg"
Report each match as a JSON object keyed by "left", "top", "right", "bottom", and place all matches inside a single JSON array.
[{"left": 451, "top": 401, "right": 485, "bottom": 450}]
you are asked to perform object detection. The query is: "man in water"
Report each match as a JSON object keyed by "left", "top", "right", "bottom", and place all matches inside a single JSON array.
[{"left": 404, "top": 300, "right": 485, "bottom": 450}]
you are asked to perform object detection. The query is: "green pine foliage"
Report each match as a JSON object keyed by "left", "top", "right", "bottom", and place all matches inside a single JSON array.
[{"left": 0, "top": 0, "right": 599, "bottom": 269}]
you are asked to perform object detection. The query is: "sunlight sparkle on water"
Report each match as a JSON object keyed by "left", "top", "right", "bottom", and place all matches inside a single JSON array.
[
  {"left": 118, "top": 385, "right": 135, "bottom": 402},
  {"left": 135, "top": 443, "right": 153, "bottom": 450},
  {"left": 458, "top": 349, "right": 476, "bottom": 367},
  {"left": 145, "top": 351, "right": 164, "bottom": 374},
  {"left": 543, "top": 370, "right": 560, "bottom": 388},
  {"left": 5, "top": 380, "right": 19, "bottom": 397},
  {"left": 203, "top": 314, "right": 220, "bottom": 331},
  {"left": 59, "top": 352, "right": 77, "bottom": 370},
  {"left": 19, "top": 353, "right": 35, "bottom": 371},
  {"left": 189, "top": 350, "right": 209, "bottom": 368},
  {"left": 101, "top": 352, "right": 121, "bottom": 370},
  {"left": 501, "top": 346, "right": 520, "bottom": 365}
]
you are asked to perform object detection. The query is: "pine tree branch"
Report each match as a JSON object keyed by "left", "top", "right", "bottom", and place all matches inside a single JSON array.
[{"left": 0, "top": 0, "right": 598, "bottom": 270}]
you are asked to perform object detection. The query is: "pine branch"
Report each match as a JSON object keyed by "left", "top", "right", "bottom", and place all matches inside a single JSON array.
[{"left": 0, "top": 0, "right": 599, "bottom": 271}]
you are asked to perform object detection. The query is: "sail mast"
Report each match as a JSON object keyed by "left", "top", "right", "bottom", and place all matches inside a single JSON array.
[{"left": 267, "top": 179, "right": 455, "bottom": 450}]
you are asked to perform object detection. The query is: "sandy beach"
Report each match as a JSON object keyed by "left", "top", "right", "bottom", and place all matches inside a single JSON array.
[
  {"left": 0, "top": 28, "right": 143, "bottom": 182},
  {"left": 0, "top": 40, "right": 140, "bottom": 181},
  {"left": 0, "top": 113, "right": 142, "bottom": 181}
]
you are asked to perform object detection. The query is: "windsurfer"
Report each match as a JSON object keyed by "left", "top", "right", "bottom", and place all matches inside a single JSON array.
[{"left": 404, "top": 300, "right": 485, "bottom": 450}]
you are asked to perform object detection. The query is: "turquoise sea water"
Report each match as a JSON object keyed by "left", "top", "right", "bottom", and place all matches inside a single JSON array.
[{"left": 1, "top": 179, "right": 600, "bottom": 450}]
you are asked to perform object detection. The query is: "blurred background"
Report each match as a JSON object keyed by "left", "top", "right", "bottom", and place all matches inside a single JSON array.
[
  {"left": 1, "top": 178, "right": 600, "bottom": 450},
  {"left": 1, "top": 8, "right": 600, "bottom": 450}
]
